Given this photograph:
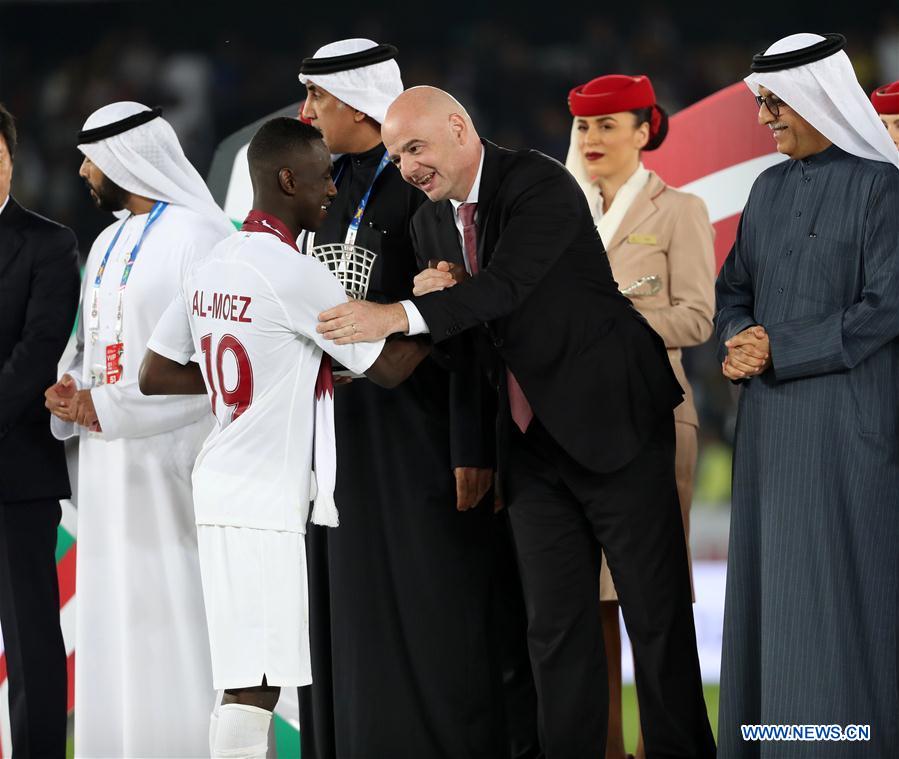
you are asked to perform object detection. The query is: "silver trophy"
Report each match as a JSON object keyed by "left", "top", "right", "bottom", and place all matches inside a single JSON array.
[
  {"left": 310, "top": 242, "right": 378, "bottom": 301},
  {"left": 620, "top": 274, "right": 662, "bottom": 298},
  {"left": 310, "top": 242, "right": 379, "bottom": 377}
]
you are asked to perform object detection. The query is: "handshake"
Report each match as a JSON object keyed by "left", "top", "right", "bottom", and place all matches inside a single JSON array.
[{"left": 722, "top": 325, "right": 771, "bottom": 381}]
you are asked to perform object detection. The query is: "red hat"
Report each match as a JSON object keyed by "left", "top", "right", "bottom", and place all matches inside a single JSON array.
[
  {"left": 568, "top": 74, "right": 667, "bottom": 149},
  {"left": 568, "top": 74, "right": 656, "bottom": 116},
  {"left": 871, "top": 81, "right": 899, "bottom": 115}
]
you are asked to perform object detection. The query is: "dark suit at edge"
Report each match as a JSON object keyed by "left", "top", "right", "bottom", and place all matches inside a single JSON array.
[{"left": 0, "top": 196, "right": 80, "bottom": 758}]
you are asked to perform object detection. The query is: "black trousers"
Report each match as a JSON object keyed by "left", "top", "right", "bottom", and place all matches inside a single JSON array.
[
  {"left": 506, "top": 417, "right": 715, "bottom": 759},
  {"left": 0, "top": 497, "right": 67, "bottom": 758},
  {"left": 491, "top": 509, "right": 541, "bottom": 759}
]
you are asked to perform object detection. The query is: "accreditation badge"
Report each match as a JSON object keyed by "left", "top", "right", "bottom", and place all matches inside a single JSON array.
[
  {"left": 89, "top": 365, "right": 106, "bottom": 388},
  {"left": 105, "top": 342, "right": 124, "bottom": 385}
]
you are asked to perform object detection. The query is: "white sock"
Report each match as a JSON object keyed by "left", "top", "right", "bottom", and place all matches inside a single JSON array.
[{"left": 213, "top": 703, "right": 272, "bottom": 758}]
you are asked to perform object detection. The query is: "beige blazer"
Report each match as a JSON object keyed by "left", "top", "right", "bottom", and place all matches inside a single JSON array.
[{"left": 603, "top": 171, "right": 715, "bottom": 426}]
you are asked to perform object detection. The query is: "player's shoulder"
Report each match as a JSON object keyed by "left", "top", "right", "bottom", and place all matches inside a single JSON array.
[
  {"left": 185, "top": 229, "right": 239, "bottom": 272},
  {"left": 227, "top": 230, "right": 333, "bottom": 281}
]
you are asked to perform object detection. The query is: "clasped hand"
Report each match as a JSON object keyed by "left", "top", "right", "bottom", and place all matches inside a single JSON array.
[
  {"left": 454, "top": 467, "right": 493, "bottom": 511},
  {"left": 722, "top": 325, "right": 771, "bottom": 381},
  {"left": 45, "top": 374, "right": 101, "bottom": 431},
  {"left": 412, "top": 261, "right": 467, "bottom": 296}
]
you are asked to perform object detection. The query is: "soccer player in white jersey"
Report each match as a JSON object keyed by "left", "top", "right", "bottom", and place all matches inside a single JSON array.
[{"left": 139, "top": 117, "right": 428, "bottom": 758}]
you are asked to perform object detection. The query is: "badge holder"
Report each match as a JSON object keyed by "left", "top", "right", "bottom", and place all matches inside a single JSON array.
[
  {"left": 86, "top": 365, "right": 107, "bottom": 439},
  {"left": 105, "top": 342, "right": 124, "bottom": 385}
]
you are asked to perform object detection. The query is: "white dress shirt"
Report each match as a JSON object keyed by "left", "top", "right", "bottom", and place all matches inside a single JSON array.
[
  {"left": 401, "top": 146, "right": 485, "bottom": 336},
  {"left": 0, "top": 195, "right": 9, "bottom": 217}
]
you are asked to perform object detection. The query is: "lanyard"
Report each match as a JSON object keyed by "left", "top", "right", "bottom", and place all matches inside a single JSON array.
[
  {"left": 89, "top": 201, "right": 168, "bottom": 343},
  {"left": 344, "top": 150, "right": 390, "bottom": 246}
]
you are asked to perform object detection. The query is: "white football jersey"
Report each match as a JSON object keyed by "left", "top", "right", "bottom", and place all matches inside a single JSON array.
[{"left": 148, "top": 229, "right": 384, "bottom": 532}]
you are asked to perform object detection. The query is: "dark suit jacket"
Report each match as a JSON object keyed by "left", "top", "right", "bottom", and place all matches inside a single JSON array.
[
  {"left": 410, "top": 141, "right": 683, "bottom": 474},
  {"left": 0, "top": 197, "right": 80, "bottom": 502}
]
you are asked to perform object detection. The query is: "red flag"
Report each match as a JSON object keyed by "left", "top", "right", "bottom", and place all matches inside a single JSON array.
[{"left": 643, "top": 82, "right": 786, "bottom": 272}]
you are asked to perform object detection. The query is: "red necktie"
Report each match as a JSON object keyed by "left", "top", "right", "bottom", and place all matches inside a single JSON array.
[
  {"left": 457, "top": 202, "right": 534, "bottom": 433},
  {"left": 457, "top": 203, "right": 480, "bottom": 275}
]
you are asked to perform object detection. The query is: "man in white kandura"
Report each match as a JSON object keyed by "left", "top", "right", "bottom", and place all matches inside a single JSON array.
[
  {"left": 139, "top": 117, "right": 427, "bottom": 759},
  {"left": 44, "top": 102, "right": 233, "bottom": 758}
]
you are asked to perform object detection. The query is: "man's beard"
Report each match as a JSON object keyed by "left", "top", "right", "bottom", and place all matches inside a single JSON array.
[{"left": 85, "top": 174, "right": 130, "bottom": 212}]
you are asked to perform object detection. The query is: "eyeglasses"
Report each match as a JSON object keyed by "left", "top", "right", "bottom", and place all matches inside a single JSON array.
[{"left": 755, "top": 94, "right": 788, "bottom": 119}]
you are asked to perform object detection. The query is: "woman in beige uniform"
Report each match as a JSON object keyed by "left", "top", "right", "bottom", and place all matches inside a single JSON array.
[{"left": 565, "top": 74, "right": 715, "bottom": 759}]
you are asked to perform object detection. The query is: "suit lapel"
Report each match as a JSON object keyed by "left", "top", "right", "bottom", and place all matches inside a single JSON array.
[
  {"left": 606, "top": 172, "right": 665, "bottom": 252},
  {"left": 474, "top": 141, "right": 502, "bottom": 268},
  {"left": 0, "top": 197, "right": 26, "bottom": 279},
  {"left": 433, "top": 199, "right": 465, "bottom": 265},
  {"left": 430, "top": 141, "right": 504, "bottom": 269}
]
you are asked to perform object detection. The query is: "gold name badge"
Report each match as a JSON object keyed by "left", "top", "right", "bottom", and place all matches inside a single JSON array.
[{"left": 627, "top": 233, "right": 658, "bottom": 245}]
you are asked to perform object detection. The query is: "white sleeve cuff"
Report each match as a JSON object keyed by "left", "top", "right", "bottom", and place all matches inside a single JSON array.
[
  {"left": 89, "top": 385, "right": 118, "bottom": 438},
  {"left": 49, "top": 372, "right": 85, "bottom": 440},
  {"left": 400, "top": 300, "right": 430, "bottom": 336},
  {"left": 50, "top": 415, "right": 78, "bottom": 440},
  {"left": 146, "top": 337, "right": 192, "bottom": 365}
]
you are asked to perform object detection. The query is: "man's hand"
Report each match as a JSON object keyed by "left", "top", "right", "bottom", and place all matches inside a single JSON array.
[
  {"left": 69, "top": 389, "right": 100, "bottom": 430},
  {"left": 413, "top": 261, "right": 467, "bottom": 296},
  {"left": 723, "top": 325, "right": 771, "bottom": 379},
  {"left": 454, "top": 467, "right": 493, "bottom": 511},
  {"left": 45, "top": 373, "right": 77, "bottom": 421},
  {"left": 722, "top": 356, "right": 745, "bottom": 381},
  {"left": 494, "top": 473, "right": 505, "bottom": 513},
  {"left": 317, "top": 300, "right": 409, "bottom": 345}
]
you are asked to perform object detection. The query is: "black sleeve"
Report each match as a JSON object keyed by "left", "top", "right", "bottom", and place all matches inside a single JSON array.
[
  {"left": 447, "top": 334, "right": 496, "bottom": 469},
  {"left": 409, "top": 212, "right": 430, "bottom": 272},
  {"left": 0, "top": 225, "right": 81, "bottom": 431},
  {"left": 411, "top": 164, "right": 584, "bottom": 343}
]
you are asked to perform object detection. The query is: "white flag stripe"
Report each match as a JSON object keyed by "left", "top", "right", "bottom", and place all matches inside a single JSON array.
[
  {"left": 60, "top": 499, "right": 77, "bottom": 538},
  {"left": 223, "top": 144, "right": 252, "bottom": 222},
  {"left": 61, "top": 599, "right": 76, "bottom": 656},
  {"left": 680, "top": 153, "right": 787, "bottom": 224},
  {"left": 0, "top": 680, "right": 11, "bottom": 759}
]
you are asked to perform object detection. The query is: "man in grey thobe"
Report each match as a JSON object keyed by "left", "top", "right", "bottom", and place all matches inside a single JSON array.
[{"left": 716, "top": 33, "right": 899, "bottom": 758}]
